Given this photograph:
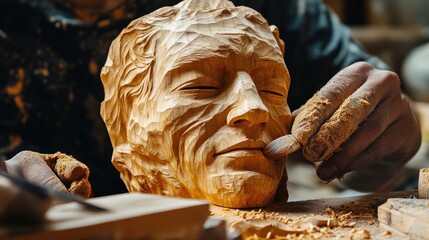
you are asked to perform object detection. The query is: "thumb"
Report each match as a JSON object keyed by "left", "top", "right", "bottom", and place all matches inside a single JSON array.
[{"left": 8, "top": 151, "right": 67, "bottom": 193}]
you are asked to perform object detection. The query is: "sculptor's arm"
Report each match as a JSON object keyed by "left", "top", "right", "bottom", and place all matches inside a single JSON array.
[{"left": 262, "top": 0, "right": 421, "bottom": 191}]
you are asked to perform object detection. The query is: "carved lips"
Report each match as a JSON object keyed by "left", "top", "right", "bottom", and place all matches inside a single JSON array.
[
  {"left": 213, "top": 140, "right": 266, "bottom": 156},
  {"left": 211, "top": 139, "right": 279, "bottom": 177}
]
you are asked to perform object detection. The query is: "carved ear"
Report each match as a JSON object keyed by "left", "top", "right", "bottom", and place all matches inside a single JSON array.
[{"left": 270, "top": 25, "right": 285, "bottom": 56}]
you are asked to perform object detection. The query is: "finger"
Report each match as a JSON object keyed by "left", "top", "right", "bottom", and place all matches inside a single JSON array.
[
  {"left": 41, "top": 152, "right": 93, "bottom": 198},
  {"left": 292, "top": 62, "right": 372, "bottom": 146},
  {"left": 11, "top": 151, "right": 67, "bottom": 192},
  {"left": 291, "top": 106, "right": 302, "bottom": 119},
  {"left": 316, "top": 92, "right": 411, "bottom": 181},
  {"left": 69, "top": 178, "right": 93, "bottom": 198},
  {"left": 303, "top": 94, "right": 373, "bottom": 161},
  {"left": 45, "top": 153, "right": 89, "bottom": 183},
  {"left": 303, "top": 67, "right": 395, "bottom": 162},
  {"left": 317, "top": 118, "right": 405, "bottom": 182}
]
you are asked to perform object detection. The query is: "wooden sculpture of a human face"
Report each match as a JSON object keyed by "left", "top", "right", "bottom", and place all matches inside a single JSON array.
[{"left": 101, "top": 0, "right": 292, "bottom": 208}]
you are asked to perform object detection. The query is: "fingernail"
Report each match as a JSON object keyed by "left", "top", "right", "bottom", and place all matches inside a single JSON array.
[{"left": 317, "top": 163, "right": 338, "bottom": 181}]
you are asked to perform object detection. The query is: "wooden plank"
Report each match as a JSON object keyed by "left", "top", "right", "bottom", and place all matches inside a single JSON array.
[
  {"left": 378, "top": 198, "right": 429, "bottom": 239},
  {"left": 0, "top": 193, "right": 209, "bottom": 240}
]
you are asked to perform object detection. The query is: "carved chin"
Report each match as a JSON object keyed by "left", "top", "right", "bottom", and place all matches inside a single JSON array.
[{"left": 204, "top": 171, "right": 280, "bottom": 208}]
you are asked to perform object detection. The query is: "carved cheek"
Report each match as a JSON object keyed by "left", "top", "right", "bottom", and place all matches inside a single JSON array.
[
  {"left": 158, "top": 95, "right": 219, "bottom": 144},
  {"left": 169, "top": 103, "right": 225, "bottom": 196}
]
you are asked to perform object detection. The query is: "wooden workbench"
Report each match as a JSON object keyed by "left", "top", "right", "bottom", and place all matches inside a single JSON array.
[
  {"left": 211, "top": 190, "right": 418, "bottom": 239},
  {"left": 0, "top": 190, "right": 419, "bottom": 239},
  {"left": 1, "top": 193, "right": 210, "bottom": 240}
]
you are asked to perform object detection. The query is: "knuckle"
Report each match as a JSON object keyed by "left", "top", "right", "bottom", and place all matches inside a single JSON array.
[
  {"left": 351, "top": 61, "right": 374, "bottom": 72},
  {"left": 373, "top": 70, "right": 401, "bottom": 90}
]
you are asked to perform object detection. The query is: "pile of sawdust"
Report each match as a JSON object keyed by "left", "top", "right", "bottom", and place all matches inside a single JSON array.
[{"left": 211, "top": 207, "right": 372, "bottom": 239}]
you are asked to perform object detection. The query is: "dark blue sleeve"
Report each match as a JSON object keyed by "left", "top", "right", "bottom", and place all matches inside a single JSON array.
[{"left": 235, "top": 0, "right": 389, "bottom": 110}]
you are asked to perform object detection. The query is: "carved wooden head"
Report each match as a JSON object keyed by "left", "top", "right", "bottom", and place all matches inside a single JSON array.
[{"left": 100, "top": 0, "right": 292, "bottom": 208}]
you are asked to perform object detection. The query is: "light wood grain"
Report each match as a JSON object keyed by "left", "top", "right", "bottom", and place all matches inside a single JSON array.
[
  {"left": 1, "top": 193, "right": 209, "bottom": 240},
  {"left": 418, "top": 168, "right": 429, "bottom": 198},
  {"left": 100, "top": 0, "right": 291, "bottom": 208},
  {"left": 378, "top": 198, "right": 429, "bottom": 239}
]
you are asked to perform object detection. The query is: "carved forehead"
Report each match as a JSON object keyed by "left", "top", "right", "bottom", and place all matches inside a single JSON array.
[
  {"left": 164, "top": 9, "right": 279, "bottom": 54},
  {"left": 144, "top": 0, "right": 276, "bottom": 45},
  {"left": 149, "top": 3, "right": 284, "bottom": 71}
]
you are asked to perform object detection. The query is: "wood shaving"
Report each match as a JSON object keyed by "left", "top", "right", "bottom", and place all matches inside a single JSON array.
[{"left": 383, "top": 230, "right": 392, "bottom": 236}]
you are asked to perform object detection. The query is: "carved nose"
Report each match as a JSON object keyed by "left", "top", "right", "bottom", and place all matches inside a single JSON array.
[
  {"left": 227, "top": 72, "right": 269, "bottom": 128},
  {"left": 227, "top": 107, "right": 269, "bottom": 128}
]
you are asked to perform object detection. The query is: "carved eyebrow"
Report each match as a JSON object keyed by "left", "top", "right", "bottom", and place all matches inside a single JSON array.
[
  {"left": 165, "top": 54, "right": 227, "bottom": 91},
  {"left": 255, "top": 57, "right": 287, "bottom": 69},
  {"left": 252, "top": 59, "right": 289, "bottom": 93},
  {"left": 169, "top": 52, "right": 229, "bottom": 72},
  {"left": 164, "top": 51, "right": 286, "bottom": 79}
]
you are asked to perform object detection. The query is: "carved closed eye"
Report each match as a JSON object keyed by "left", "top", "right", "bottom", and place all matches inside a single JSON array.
[
  {"left": 180, "top": 86, "right": 219, "bottom": 90},
  {"left": 251, "top": 67, "right": 288, "bottom": 101},
  {"left": 260, "top": 89, "right": 284, "bottom": 97},
  {"left": 174, "top": 77, "right": 221, "bottom": 98},
  {"left": 258, "top": 83, "right": 287, "bottom": 105}
]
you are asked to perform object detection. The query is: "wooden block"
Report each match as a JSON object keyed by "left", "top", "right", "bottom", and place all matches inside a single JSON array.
[
  {"left": 419, "top": 168, "right": 429, "bottom": 198},
  {"left": 0, "top": 193, "right": 209, "bottom": 240},
  {"left": 378, "top": 198, "right": 429, "bottom": 239}
]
